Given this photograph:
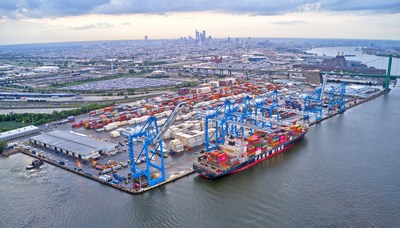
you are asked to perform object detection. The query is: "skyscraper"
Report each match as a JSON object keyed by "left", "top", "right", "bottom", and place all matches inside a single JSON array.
[{"left": 194, "top": 29, "right": 207, "bottom": 46}]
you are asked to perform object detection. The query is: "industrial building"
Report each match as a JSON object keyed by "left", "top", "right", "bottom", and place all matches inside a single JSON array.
[
  {"left": 33, "top": 66, "right": 59, "bottom": 73},
  {"left": 0, "top": 125, "right": 40, "bottom": 141},
  {"left": 0, "top": 92, "right": 75, "bottom": 99},
  {"left": 30, "top": 130, "right": 117, "bottom": 160}
]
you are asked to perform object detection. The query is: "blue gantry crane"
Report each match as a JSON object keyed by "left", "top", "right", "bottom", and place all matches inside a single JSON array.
[
  {"left": 303, "top": 75, "right": 327, "bottom": 122},
  {"left": 284, "top": 96, "right": 302, "bottom": 111},
  {"left": 203, "top": 96, "right": 252, "bottom": 150},
  {"left": 202, "top": 90, "right": 293, "bottom": 152},
  {"left": 327, "top": 83, "right": 346, "bottom": 113},
  {"left": 253, "top": 89, "right": 281, "bottom": 121},
  {"left": 126, "top": 102, "right": 186, "bottom": 187}
]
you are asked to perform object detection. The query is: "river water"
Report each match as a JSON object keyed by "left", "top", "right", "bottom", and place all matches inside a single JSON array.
[{"left": 1, "top": 49, "right": 400, "bottom": 227}]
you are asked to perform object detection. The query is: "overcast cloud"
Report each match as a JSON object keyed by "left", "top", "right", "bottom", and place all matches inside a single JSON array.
[
  {"left": 0, "top": 1, "right": 399, "bottom": 45},
  {"left": 1, "top": 0, "right": 399, "bottom": 19}
]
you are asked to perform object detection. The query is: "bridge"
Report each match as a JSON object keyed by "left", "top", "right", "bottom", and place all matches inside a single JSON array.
[{"left": 320, "top": 55, "right": 400, "bottom": 91}]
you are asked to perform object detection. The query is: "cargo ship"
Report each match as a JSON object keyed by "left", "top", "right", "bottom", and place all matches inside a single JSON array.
[{"left": 193, "top": 125, "right": 308, "bottom": 179}]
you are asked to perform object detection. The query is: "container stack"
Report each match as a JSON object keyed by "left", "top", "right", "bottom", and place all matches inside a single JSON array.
[
  {"left": 157, "top": 118, "right": 166, "bottom": 127},
  {"left": 245, "top": 135, "right": 259, "bottom": 157},
  {"left": 260, "top": 139, "right": 269, "bottom": 153},
  {"left": 109, "top": 130, "right": 120, "bottom": 138},
  {"left": 208, "top": 151, "right": 228, "bottom": 166},
  {"left": 228, "top": 156, "right": 240, "bottom": 166},
  {"left": 162, "top": 130, "right": 172, "bottom": 140},
  {"left": 190, "top": 130, "right": 204, "bottom": 146},
  {"left": 170, "top": 126, "right": 182, "bottom": 138},
  {"left": 169, "top": 139, "right": 184, "bottom": 153},
  {"left": 193, "top": 134, "right": 204, "bottom": 147},
  {"left": 279, "top": 134, "right": 286, "bottom": 144},
  {"left": 295, "top": 125, "right": 302, "bottom": 134},
  {"left": 196, "top": 87, "right": 212, "bottom": 94},
  {"left": 210, "top": 81, "right": 220, "bottom": 87},
  {"left": 104, "top": 122, "right": 118, "bottom": 131},
  {"left": 268, "top": 133, "right": 280, "bottom": 148},
  {"left": 174, "top": 132, "right": 197, "bottom": 149},
  {"left": 180, "top": 113, "right": 193, "bottom": 121},
  {"left": 192, "top": 121, "right": 201, "bottom": 130}
]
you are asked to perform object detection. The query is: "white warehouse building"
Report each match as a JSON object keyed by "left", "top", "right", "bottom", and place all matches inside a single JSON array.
[
  {"left": 0, "top": 125, "right": 40, "bottom": 141},
  {"left": 33, "top": 66, "right": 59, "bottom": 73},
  {"left": 30, "top": 130, "right": 117, "bottom": 160}
]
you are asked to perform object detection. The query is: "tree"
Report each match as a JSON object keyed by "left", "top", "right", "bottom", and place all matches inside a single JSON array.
[{"left": 0, "top": 141, "right": 8, "bottom": 153}]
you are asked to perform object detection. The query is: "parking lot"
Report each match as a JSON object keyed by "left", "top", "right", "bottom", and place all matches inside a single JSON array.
[{"left": 63, "top": 77, "right": 182, "bottom": 91}]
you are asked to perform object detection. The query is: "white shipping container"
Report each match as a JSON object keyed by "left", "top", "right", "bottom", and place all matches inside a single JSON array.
[
  {"left": 109, "top": 130, "right": 121, "bottom": 138},
  {"left": 192, "top": 123, "right": 201, "bottom": 130},
  {"left": 163, "top": 130, "right": 171, "bottom": 140},
  {"left": 195, "top": 137, "right": 204, "bottom": 147},
  {"left": 95, "top": 128, "right": 104, "bottom": 132},
  {"left": 157, "top": 120, "right": 166, "bottom": 126},
  {"left": 154, "top": 113, "right": 164, "bottom": 118},
  {"left": 191, "top": 130, "right": 203, "bottom": 134},
  {"left": 104, "top": 125, "right": 116, "bottom": 131}
]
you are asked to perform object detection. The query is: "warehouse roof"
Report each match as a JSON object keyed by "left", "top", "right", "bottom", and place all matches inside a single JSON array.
[
  {"left": 31, "top": 130, "right": 116, "bottom": 156},
  {"left": 0, "top": 125, "right": 39, "bottom": 140}
]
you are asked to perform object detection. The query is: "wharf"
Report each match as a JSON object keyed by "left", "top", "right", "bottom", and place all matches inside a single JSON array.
[
  {"left": 17, "top": 147, "right": 194, "bottom": 194},
  {"left": 1, "top": 149, "right": 20, "bottom": 157},
  {"left": 10, "top": 89, "right": 388, "bottom": 194},
  {"left": 309, "top": 90, "right": 387, "bottom": 126}
]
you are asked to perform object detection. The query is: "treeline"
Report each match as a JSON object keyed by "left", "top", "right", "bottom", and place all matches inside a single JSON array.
[{"left": 0, "top": 102, "right": 115, "bottom": 126}]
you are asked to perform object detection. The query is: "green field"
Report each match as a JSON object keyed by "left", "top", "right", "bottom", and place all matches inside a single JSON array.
[{"left": 0, "top": 121, "right": 25, "bottom": 133}]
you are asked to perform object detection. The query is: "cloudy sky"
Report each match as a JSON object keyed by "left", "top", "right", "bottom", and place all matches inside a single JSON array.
[{"left": 0, "top": 0, "right": 399, "bottom": 45}]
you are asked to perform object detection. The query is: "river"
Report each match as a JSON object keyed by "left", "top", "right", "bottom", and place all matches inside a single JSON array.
[{"left": 1, "top": 49, "right": 400, "bottom": 227}]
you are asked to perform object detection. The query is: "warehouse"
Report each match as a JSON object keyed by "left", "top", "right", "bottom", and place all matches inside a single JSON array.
[
  {"left": 0, "top": 125, "right": 40, "bottom": 141},
  {"left": 30, "top": 130, "right": 117, "bottom": 160},
  {"left": 33, "top": 66, "right": 59, "bottom": 73}
]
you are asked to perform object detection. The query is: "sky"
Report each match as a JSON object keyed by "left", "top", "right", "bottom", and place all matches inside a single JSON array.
[{"left": 0, "top": 0, "right": 400, "bottom": 45}]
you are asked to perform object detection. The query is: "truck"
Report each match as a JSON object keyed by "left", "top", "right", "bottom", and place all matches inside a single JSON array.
[{"left": 99, "top": 175, "right": 112, "bottom": 182}]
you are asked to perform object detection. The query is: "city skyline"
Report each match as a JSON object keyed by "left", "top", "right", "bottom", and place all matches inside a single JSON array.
[{"left": 0, "top": 1, "right": 400, "bottom": 45}]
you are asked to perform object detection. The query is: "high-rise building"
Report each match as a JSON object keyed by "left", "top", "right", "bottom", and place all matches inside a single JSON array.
[
  {"left": 192, "top": 29, "right": 211, "bottom": 46},
  {"left": 195, "top": 29, "right": 207, "bottom": 42}
]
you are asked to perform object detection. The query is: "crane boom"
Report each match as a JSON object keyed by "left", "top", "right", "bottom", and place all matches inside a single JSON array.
[
  {"left": 320, "top": 74, "right": 328, "bottom": 101},
  {"left": 152, "top": 102, "right": 186, "bottom": 145}
]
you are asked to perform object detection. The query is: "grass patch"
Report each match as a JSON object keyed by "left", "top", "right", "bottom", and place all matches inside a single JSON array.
[{"left": 0, "top": 121, "right": 25, "bottom": 133}]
